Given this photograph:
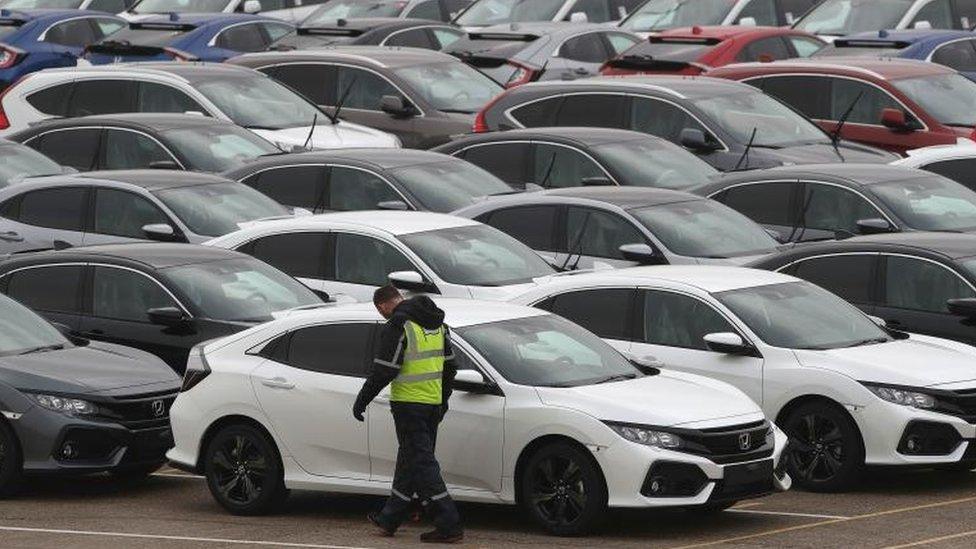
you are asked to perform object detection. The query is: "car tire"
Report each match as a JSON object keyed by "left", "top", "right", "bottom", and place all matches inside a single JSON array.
[
  {"left": 203, "top": 423, "right": 287, "bottom": 516},
  {"left": 0, "top": 420, "right": 22, "bottom": 498},
  {"left": 110, "top": 462, "right": 163, "bottom": 483},
  {"left": 782, "top": 400, "right": 864, "bottom": 492},
  {"left": 518, "top": 440, "right": 608, "bottom": 536}
]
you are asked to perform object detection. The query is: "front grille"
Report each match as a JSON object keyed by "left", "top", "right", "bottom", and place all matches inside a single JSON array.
[
  {"left": 91, "top": 390, "right": 178, "bottom": 429},
  {"left": 935, "top": 388, "right": 976, "bottom": 424},
  {"left": 679, "top": 421, "right": 774, "bottom": 465}
]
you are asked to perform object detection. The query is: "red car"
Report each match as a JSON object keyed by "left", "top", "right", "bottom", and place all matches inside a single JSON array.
[
  {"left": 707, "top": 58, "right": 976, "bottom": 155},
  {"left": 600, "top": 26, "right": 826, "bottom": 76}
]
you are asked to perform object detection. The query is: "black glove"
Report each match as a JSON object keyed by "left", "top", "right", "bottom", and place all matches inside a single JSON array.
[{"left": 353, "top": 404, "right": 365, "bottom": 422}]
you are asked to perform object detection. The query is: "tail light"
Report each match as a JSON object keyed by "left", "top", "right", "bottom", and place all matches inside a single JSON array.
[
  {"left": 163, "top": 47, "right": 199, "bottom": 62},
  {"left": 504, "top": 60, "right": 539, "bottom": 88},
  {"left": 180, "top": 344, "right": 211, "bottom": 392},
  {"left": 0, "top": 75, "right": 21, "bottom": 130},
  {"left": 0, "top": 43, "right": 25, "bottom": 69},
  {"left": 473, "top": 89, "right": 509, "bottom": 133}
]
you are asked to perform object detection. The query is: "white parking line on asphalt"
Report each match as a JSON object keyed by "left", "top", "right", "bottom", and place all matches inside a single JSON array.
[
  {"left": 0, "top": 525, "right": 378, "bottom": 549},
  {"left": 726, "top": 509, "right": 851, "bottom": 520}
]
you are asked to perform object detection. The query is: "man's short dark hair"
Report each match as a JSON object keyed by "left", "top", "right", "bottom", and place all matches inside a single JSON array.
[{"left": 373, "top": 285, "right": 401, "bottom": 307}]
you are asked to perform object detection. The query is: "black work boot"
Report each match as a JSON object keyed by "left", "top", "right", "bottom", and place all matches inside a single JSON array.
[
  {"left": 420, "top": 529, "right": 464, "bottom": 544},
  {"left": 367, "top": 512, "right": 396, "bottom": 537}
]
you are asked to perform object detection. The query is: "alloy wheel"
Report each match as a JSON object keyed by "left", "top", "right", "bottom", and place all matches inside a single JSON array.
[
  {"left": 210, "top": 434, "right": 269, "bottom": 506},
  {"left": 529, "top": 455, "right": 587, "bottom": 527},
  {"left": 787, "top": 412, "right": 846, "bottom": 483}
]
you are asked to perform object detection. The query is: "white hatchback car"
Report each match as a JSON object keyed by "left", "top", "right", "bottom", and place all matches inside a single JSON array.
[
  {"left": 0, "top": 63, "right": 399, "bottom": 150},
  {"left": 512, "top": 266, "right": 976, "bottom": 491},
  {"left": 204, "top": 211, "right": 558, "bottom": 302},
  {"left": 166, "top": 299, "right": 789, "bottom": 535},
  {"left": 893, "top": 144, "right": 976, "bottom": 192}
]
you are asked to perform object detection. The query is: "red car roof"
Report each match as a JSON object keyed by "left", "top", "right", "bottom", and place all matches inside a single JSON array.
[
  {"left": 656, "top": 25, "right": 813, "bottom": 41},
  {"left": 707, "top": 56, "right": 953, "bottom": 81}
]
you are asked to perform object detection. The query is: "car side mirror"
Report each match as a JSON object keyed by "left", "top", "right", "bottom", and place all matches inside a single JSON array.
[
  {"left": 867, "top": 315, "right": 887, "bottom": 328},
  {"left": 679, "top": 128, "right": 719, "bottom": 152},
  {"left": 377, "top": 200, "right": 410, "bottom": 211},
  {"left": 568, "top": 11, "right": 588, "bottom": 23},
  {"left": 581, "top": 176, "right": 614, "bottom": 187},
  {"left": 703, "top": 332, "right": 754, "bottom": 355},
  {"left": 619, "top": 243, "right": 665, "bottom": 265},
  {"left": 948, "top": 297, "right": 976, "bottom": 318},
  {"left": 389, "top": 270, "right": 439, "bottom": 294},
  {"left": 881, "top": 108, "right": 911, "bottom": 131},
  {"left": 380, "top": 95, "right": 415, "bottom": 118},
  {"left": 243, "top": 0, "right": 261, "bottom": 12},
  {"left": 452, "top": 369, "right": 496, "bottom": 394},
  {"left": 311, "top": 289, "right": 332, "bottom": 302},
  {"left": 142, "top": 223, "right": 183, "bottom": 242},
  {"left": 147, "top": 306, "right": 189, "bottom": 327},
  {"left": 855, "top": 218, "right": 894, "bottom": 235}
]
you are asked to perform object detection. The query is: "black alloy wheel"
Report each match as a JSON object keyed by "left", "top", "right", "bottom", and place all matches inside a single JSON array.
[
  {"left": 519, "top": 441, "right": 607, "bottom": 536},
  {"left": 0, "top": 420, "right": 21, "bottom": 497},
  {"left": 204, "top": 424, "right": 286, "bottom": 515},
  {"left": 783, "top": 401, "right": 863, "bottom": 492}
]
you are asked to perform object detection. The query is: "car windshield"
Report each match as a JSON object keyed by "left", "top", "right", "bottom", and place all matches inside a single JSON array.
[
  {"left": 162, "top": 258, "right": 320, "bottom": 322},
  {"left": 455, "top": 0, "right": 565, "bottom": 26},
  {"left": 456, "top": 314, "right": 641, "bottom": 387},
  {"left": 630, "top": 200, "right": 779, "bottom": 258},
  {"left": 194, "top": 74, "right": 326, "bottom": 130},
  {"left": 621, "top": 0, "right": 735, "bottom": 32},
  {"left": 0, "top": 145, "right": 63, "bottom": 187},
  {"left": 161, "top": 126, "right": 280, "bottom": 172},
  {"left": 894, "top": 74, "right": 976, "bottom": 127},
  {"left": 0, "top": 294, "right": 69, "bottom": 357},
  {"left": 871, "top": 176, "right": 976, "bottom": 232},
  {"left": 304, "top": 0, "right": 407, "bottom": 24},
  {"left": 795, "top": 0, "right": 913, "bottom": 35},
  {"left": 131, "top": 0, "right": 230, "bottom": 13},
  {"left": 716, "top": 281, "right": 890, "bottom": 349},
  {"left": 153, "top": 182, "right": 289, "bottom": 237},
  {"left": 98, "top": 26, "right": 190, "bottom": 47},
  {"left": 393, "top": 62, "right": 502, "bottom": 114},
  {"left": 399, "top": 224, "right": 554, "bottom": 286},
  {"left": 591, "top": 138, "right": 718, "bottom": 189},
  {"left": 388, "top": 160, "right": 513, "bottom": 212},
  {"left": 693, "top": 91, "right": 829, "bottom": 147},
  {"left": 0, "top": 0, "right": 82, "bottom": 7}
]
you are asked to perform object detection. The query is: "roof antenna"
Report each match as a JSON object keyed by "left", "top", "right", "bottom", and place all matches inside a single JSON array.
[{"left": 733, "top": 127, "right": 757, "bottom": 171}]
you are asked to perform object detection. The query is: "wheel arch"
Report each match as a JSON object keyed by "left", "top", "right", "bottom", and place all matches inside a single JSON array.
[
  {"left": 197, "top": 414, "right": 283, "bottom": 474},
  {"left": 512, "top": 434, "right": 608, "bottom": 505},
  {"left": 775, "top": 394, "right": 866, "bottom": 455}
]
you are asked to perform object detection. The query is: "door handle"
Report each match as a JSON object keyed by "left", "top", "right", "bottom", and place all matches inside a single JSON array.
[
  {"left": 0, "top": 231, "right": 23, "bottom": 242},
  {"left": 261, "top": 377, "right": 295, "bottom": 390},
  {"left": 572, "top": 67, "right": 591, "bottom": 75}
]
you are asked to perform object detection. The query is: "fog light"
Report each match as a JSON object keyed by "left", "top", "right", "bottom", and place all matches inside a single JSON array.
[
  {"left": 61, "top": 442, "right": 77, "bottom": 459},
  {"left": 648, "top": 477, "right": 665, "bottom": 495},
  {"left": 906, "top": 436, "right": 921, "bottom": 453}
]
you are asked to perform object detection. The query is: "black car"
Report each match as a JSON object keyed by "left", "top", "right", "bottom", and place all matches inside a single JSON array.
[
  {"left": 270, "top": 17, "right": 464, "bottom": 50},
  {"left": 0, "top": 292, "right": 179, "bottom": 495},
  {"left": 223, "top": 148, "right": 514, "bottom": 213},
  {"left": 0, "top": 244, "right": 323, "bottom": 372},
  {"left": 0, "top": 139, "right": 66, "bottom": 188},
  {"left": 695, "top": 164, "right": 976, "bottom": 243},
  {"left": 8, "top": 114, "right": 281, "bottom": 173},
  {"left": 432, "top": 127, "right": 719, "bottom": 189},
  {"left": 750, "top": 232, "right": 976, "bottom": 345},
  {"left": 471, "top": 75, "right": 896, "bottom": 171}
]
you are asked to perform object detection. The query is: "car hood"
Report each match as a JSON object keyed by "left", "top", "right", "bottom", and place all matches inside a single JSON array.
[
  {"left": 535, "top": 370, "right": 762, "bottom": 427},
  {"left": 741, "top": 142, "right": 895, "bottom": 169},
  {"left": 793, "top": 338, "right": 976, "bottom": 388},
  {"left": 0, "top": 342, "right": 179, "bottom": 396},
  {"left": 249, "top": 121, "right": 399, "bottom": 150}
]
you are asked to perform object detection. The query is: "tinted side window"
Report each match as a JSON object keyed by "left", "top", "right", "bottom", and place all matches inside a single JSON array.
[
  {"left": 26, "top": 84, "right": 73, "bottom": 116},
  {"left": 16, "top": 187, "right": 89, "bottom": 231},
  {"left": 28, "top": 129, "right": 101, "bottom": 171},
  {"left": 334, "top": 233, "right": 414, "bottom": 286},
  {"left": 790, "top": 255, "right": 875, "bottom": 304},
  {"left": 735, "top": 0, "right": 778, "bottom": 25},
  {"left": 932, "top": 40, "right": 976, "bottom": 72},
  {"left": 216, "top": 23, "right": 270, "bottom": 52},
  {"left": 137, "top": 82, "right": 205, "bottom": 113},
  {"left": 549, "top": 289, "right": 636, "bottom": 340},
  {"left": 558, "top": 33, "right": 611, "bottom": 63},
  {"left": 752, "top": 76, "right": 831, "bottom": 119},
  {"left": 102, "top": 130, "right": 173, "bottom": 170},
  {"left": 286, "top": 323, "right": 373, "bottom": 376},
  {"left": 335, "top": 67, "right": 402, "bottom": 110},
  {"left": 385, "top": 29, "right": 437, "bottom": 49},
  {"left": 566, "top": 0, "right": 611, "bottom": 22},
  {"left": 263, "top": 64, "right": 335, "bottom": 105},
  {"left": 4, "top": 265, "right": 84, "bottom": 314},
  {"left": 736, "top": 36, "right": 791, "bottom": 62},
  {"left": 954, "top": 0, "right": 976, "bottom": 28},
  {"left": 533, "top": 144, "right": 604, "bottom": 188},
  {"left": 69, "top": 80, "right": 137, "bottom": 116},
  {"left": 511, "top": 97, "right": 562, "bottom": 127},
  {"left": 243, "top": 166, "right": 325, "bottom": 210},
  {"left": 829, "top": 78, "right": 907, "bottom": 126},
  {"left": 801, "top": 183, "right": 881, "bottom": 234},
  {"left": 432, "top": 28, "right": 464, "bottom": 48},
  {"left": 94, "top": 188, "right": 170, "bottom": 239},
  {"left": 718, "top": 182, "right": 794, "bottom": 226},
  {"left": 911, "top": 0, "right": 956, "bottom": 29},
  {"left": 43, "top": 18, "right": 97, "bottom": 47},
  {"left": 884, "top": 256, "right": 975, "bottom": 313},
  {"left": 458, "top": 143, "right": 529, "bottom": 185},
  {"left": 483, "top": 205, "right": 559, "bottom": 251},
  {"left": 406, "top": 0, "right": 442, "bottom": 19},
  {"left": 921, "top": 158, "right": 976, "bottom": 190},
  {"left": 566, "top": 207, "right": 645, "bottom": 259},
  {"left": 328, "top": 167, "right": 401, "bottom": 211},
  {"left": 642, "top": 290, "right": 735, "bottom": 350},
  {"left": 555, "top": 94, "right": 627, "bottom": 128},
  {"left": 630, "top": 96, "right": 707, "bottom": 142},
  {"left": 89, "top": 0, "right": 127, "bottom": 12},
  {"left": 92, "top": 267, "right": 177, "bottom": 322},
  {"left": 247, "top": 232, "right": 330, "bottom": 279}
]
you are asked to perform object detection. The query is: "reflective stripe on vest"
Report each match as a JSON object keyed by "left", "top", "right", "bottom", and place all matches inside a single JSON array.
[{"left": 390, "top": 320, "right": 445, "bottom": 405}]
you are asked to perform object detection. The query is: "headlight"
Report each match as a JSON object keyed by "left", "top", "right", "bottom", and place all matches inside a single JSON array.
[
  {"left": 862, "top": 383, "right": 936, "bottom": 409},
  {"left": 28, "top": 394, "right": 96, "bottom": 415},
  {"left": 605, "top": 422, "right": 682, "bottom": 449}
]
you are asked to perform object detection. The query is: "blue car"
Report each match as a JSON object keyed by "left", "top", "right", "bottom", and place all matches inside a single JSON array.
[
  {"left": 85, "top": 13, "right": 293, "bottom": 63},
  {"left": 815, "top": 29, "right": 976, "bottom": 81},
  {"left": 0, "top": 9, "right": 125, "bottom": 88}
]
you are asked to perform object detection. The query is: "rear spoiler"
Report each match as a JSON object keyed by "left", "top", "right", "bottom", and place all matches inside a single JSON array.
[
  {"left": 604, "top": 55, "right": 709, "bottom": 72},
  {"left": 648, "top": 36, "right": 722, "bottom": 45},
  {"left": 130, "top": 22, "right": 197, "bottom": 31},
  {"left": 296, "top": 26, "right": 365, "bottom": 37},
  {"left": 832, "top": 38, "right": 911, "bottom": 49},
  {"left": 467, "top": 31, "right": 539, "bottom": 41},
  {"left": 84, "top": 41, "right": 199, "bottom": 61}
]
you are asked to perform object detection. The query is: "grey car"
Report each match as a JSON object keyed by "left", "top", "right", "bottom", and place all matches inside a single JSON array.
[
  {"left": 0, "top": 170, "right": 290, "bottom": 254},
  {"left": 0, "top": 292, "right": 179, "bottom": 495},
  {"left": 453, "top": 186, "right": 783, "bottom": 270},
  {"left": 444, "top": 22, "right": 640, "bottom": 86},
  {"left": 0, "top": 140, "right": 66, "bottom": 188}
]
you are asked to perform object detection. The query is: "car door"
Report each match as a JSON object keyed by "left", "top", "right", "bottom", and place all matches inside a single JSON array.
[
  {"left": 548, "top": 32, "right": 615, "bottom": 80},
  {"left": 0, "top": 264, "right": 87, "bottom": 332},
  {"left": 251, "top": 322, "right": 374, "bottom": 478},
  {"left": 240, "top": 231, "right": 332, "bottom": 299},
  {"left": 875, "top": 254, "right": 976, "bottom": 343},
  {"left": 239, "top": 165, "right": 328, "bottom": 212},
  {"left": 632, "top": 288, "right": 765, "bottom": 405},
  {"left": 477, "top": 205, "right": 561, "bottom": 266},
  {"left": 712, "top": 180, "right": 799, "bottom": 242},
  {"left": 793, "top": 181, "right": 890, "bottom": 242},
  {"left": 329, "top": 232, "right": 420, "bottom": 301},
  {"left": 930, "top": 38, "right": 976, "bottom": 80},
  {"left": 100, "top": 128, "right": 181, "bottom": 171},
  {"left": 628, "top": 96, "right": 722, "bottom": 160},
  {"left": 22, "top": 129, "right": 102, "bottom": 172},
  {"left": 559, "top": 206, "right": 649, "bottom": 269},
  {"left": 83, "top": 187, "right": 181, "bottom": 246},
  {"left": 0, "top": 186, "right": 91, "bottom": 252},
  {"left": 540, "top": 288, "right": 639, "bottom": 353},
  {"left": 782, "top": 253, "right": 879, "bottom": 317},
  {"left": 80, "top": 265, "right": 195, "bottom": 369},
  {"left": 368, "top": 343, "right": 505, "bottom": 492}
]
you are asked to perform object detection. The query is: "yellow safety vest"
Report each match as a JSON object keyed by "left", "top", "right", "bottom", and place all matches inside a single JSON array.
[{"left": 390, "top": 320, "right": 445, "bottom": 405}]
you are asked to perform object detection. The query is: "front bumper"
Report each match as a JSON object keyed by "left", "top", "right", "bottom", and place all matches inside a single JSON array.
[{"left": 852, "top": 401, "right": 976, "bottom": 466}]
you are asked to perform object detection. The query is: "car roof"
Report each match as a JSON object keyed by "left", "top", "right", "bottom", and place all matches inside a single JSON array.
[
  {"left": 709, "top": 56, "right": 952, "bottom": 80},
  {"left": 40, "top": 61, "right": 256, "bottom": 82},
  {"left": 289, "top": 297, "right": 548, "bottom": 328},
  {"left": 301, "top": 17, "right": 445, "bottom": 30},
  {"left": 836, "top": 28, "right": 974, "bottom": 45},
  {"left": 658, "top": 25, "right": 805, "bottom": 40},
  {"left": 545, "top": 265, "right": 797, "bottom": 294},
  {"left": 237, "top": 147, "right": 454, "bottom": 171},
  {"left": 471, "top": 21, "right": 619, "bottom": 37},
  {"left": 834, "top": 232, "right": 976, "bottom": 260},
  {"left": 0, "top": 8, "right": 101, "bottom": 22},
  {"left": 442, "top": 127, "right": 655, "bottom": 147},
  {"left": 520, "top": 75, "right": 758, "bottom": 100},
  {"left": 716, "top": 163, "right": 930, "bottom": 186},
  {"left": 73, "top": 170, "right": 234, "bottom": 191},
  {"left": 231, "top": 45, "right": 458, "bottom": 68},
  {"left": 19, "top": 113, "right": 237, "bottom": 133},
  {"left": 6, "top": 243, "right": 243, "bottom": 270},
  {"left": 240, "top": 211, "right": 478, "bottom": 236},
  {"left": 545, "top": 186, "right": 702, "bottom": 209},
  {"left": 134, "top": 13, "right": 272, "bottom": 26}
]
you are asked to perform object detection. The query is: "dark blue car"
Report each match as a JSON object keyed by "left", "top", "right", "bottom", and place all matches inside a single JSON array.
[
  {"left": 815, "top": 29, "right": 976, "bottom": 81},
  {"left": 0, "top": 9, "right": 125, "bottom": 88},
  {"left": 84, "top": 13, "right": 293, "bottom": 63}
]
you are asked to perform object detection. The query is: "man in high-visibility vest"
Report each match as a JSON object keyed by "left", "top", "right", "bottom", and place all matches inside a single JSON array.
[{"left": 353, "top": 285, "right": 462, "bottom": 544}]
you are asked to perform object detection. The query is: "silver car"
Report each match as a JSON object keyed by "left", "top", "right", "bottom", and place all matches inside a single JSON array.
[{"left": 0, "top": 170, "right": 291, "bottom": 254}]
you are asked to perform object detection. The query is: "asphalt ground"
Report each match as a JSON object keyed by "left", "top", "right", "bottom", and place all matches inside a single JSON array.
[{"left": 1, "top": 466, "right": 975, "bottom": 548}]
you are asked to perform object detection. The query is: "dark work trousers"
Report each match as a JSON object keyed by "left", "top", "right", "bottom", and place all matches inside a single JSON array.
[{"left": 378, "top": 402, "right": 461, "bottom": 534}]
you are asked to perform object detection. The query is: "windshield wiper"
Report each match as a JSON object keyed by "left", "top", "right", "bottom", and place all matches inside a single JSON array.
[
  {"left": 842, "top": 337, "right": 891, "bottom": 348},
  {"left": 593, "top": 373, "right": 639, "bottom": 384},
  {"left": 18, "top": 344, "right": 65, "bottom": 355}
]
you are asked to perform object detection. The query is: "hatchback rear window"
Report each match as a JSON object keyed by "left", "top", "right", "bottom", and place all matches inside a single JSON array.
[
  {"left": 0, "top": 21, "right": 23, "bottom": 40},
  {"left": 616, "top": 39, "right": 716, "bottom": 62},
  {"left": 102, "top": 24, "right": 192, "bottom": 46}
]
